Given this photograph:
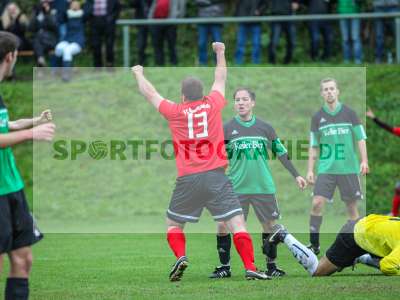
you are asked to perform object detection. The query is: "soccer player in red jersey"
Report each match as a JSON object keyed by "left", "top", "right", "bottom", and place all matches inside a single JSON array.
[
  {"left": 366, "top": 108, "right": 400, "bottom": 137},
  {"left": 131, "top": 42, "right": 269, "bottom": 281},
  {"left": 391, "top": 182, "right": 400, "bottom": 217}
]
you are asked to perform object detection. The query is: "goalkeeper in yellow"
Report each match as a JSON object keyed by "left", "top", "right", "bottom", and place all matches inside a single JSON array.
[{"left": 268, "top": 214, "right": 400, "bottom": 276}]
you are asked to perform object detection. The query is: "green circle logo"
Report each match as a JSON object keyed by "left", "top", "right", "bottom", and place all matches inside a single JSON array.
[{"left": 88, "top": 140, "right": 108, "bottom": 160}]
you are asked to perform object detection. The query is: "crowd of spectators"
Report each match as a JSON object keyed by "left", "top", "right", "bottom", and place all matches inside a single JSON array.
[{"left": 0, "top": 0, "right": 399, "bottom": 74}]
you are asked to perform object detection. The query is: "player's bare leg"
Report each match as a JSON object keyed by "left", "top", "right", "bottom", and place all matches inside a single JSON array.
[
  {"left": 6, "top": 246, "right": 32, "bottom": 299},
  {"left": 225, "top": 214, "right": 269, "bottom": 280},
  {"left": 261, "top": 220, "right": 286, "bottom": 277},
  {"left": 209, "top": 222, "right": 232, "bottom": 279},
  {"left": 166, "top": 218, "right": 188, "bottom": 281},
  {"left": 309, "top": 195, "right": 327, "bottom": 254},
  {"left": 346, "top": 200, "right": 360, "bottom": 220},
  {"left": 313, "top": 256, "right": 339, "bottom": 276}
]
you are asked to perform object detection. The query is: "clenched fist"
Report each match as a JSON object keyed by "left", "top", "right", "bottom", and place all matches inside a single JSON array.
[
  {"left": 32, "top": 123, "right": 56, "bottom": 141},
  {"left": 131, "top": 65, "right": 144, "bottom": 76},
  {"left": 212, "top": 42, "right": 225, "bottom": 53}
]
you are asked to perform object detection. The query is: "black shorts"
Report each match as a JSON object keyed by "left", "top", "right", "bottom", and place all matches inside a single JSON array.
[
  {"left": 239, "top": 194, "right": 280, "bottom": 223},
  {"left": 167, "top": 168, "right": 243, "bottom": 223},
  {"left": 313, "top": 174, "right": 363, "bottom": 202},
  {"left": 325, "top": 219, "right": 367, "bottom": 268},
  {"left": 0, "top": 190, "right": 43, "bottom": 254}
]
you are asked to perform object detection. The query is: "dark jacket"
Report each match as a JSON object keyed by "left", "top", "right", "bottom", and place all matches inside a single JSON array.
[
  {"left": 302, "top": 0, "right": 332, "bottom": 14},
  {"left": 131, "top": 0, "right": 153, "bottom": 19},
  {"left": 235, "top": 0, "right": 267, "bottom": 16},
  {"left": 195, "top": 0, "right": 224, "bottom": 18},
  {"left": 84, "top": 0, "right": 122, "bottom": 22},
  {"left": 268, "top": 0, "right": 298, "bottom": 15},
  {"left": 29, "top": 6, "right": 58, "bottom": 46},
  {"left": 63, "top": 9, "right": 86, "bottom": 47},
  {"left": 52, "top": 0, "right": 70, "bottom": 23}
]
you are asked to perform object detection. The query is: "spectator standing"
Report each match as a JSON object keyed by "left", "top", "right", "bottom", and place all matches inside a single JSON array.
[
  {"left": 30, "top": 0, "right": 58, "bottom": 67},
  {"left": 373, "top": 0, "right": 400, "bottom": 63},
  {"left": 268, "top": 0, "right": 299, "bottom": 64},
  {"left": 195, "top": 0, "right": 224, "bottom": 66},
  {"left": 234, "top": 0, "right": 267, "bottom": 65},
  {"left": 84, "top": 0, "right": 121, "bottom": 68},
  {"left": 1, "top": 2, "right": 31, "bottom": 50},
  {"left": 55, "top": 0, "right": 86, "bottom": 81},
  {"left": 302, "top": 0, "right": 333, "bottom": 61},
  {"left": 132, "top": 0, "right": 153, "bottom": 65},
  {"left": 148, "top": 0, "right": 186, "bottom": 66},
  {"left": 337, "top": 0, "right": 363, "bottom": 64}
]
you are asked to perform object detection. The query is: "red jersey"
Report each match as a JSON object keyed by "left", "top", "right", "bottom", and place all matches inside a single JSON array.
[
  {"left": 159, "top": 90, "right": 228, "bottom": 177},
  {"left": 393, "top": 127, "right": 400, "bottom": 137}
]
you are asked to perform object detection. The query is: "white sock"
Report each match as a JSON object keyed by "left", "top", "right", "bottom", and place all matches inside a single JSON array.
[
  {"left": 357, "top": 254, "right": 380, "bottom": 269},
  {"left": 284, "top": 234, "right": 319, "bottom": 275}
]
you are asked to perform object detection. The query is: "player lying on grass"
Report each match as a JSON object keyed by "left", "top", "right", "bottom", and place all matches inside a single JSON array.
[
  {"left": 0, "top": 31, "right": 55, "bottom": 300},
  {"left": 209, "top": 88, "right": 307, "bottom": 279},
  {"left": 269, "top": 214, "right": 400, "bottom": 276},
  {"left": 307, "top": 78, "right": 368, "bottom": 255},
  {"left": 131, "top": 42, "right": 269, "bottom": 281},
  {"left": 366, "top": 108, "right": 400, "bottom": 137}
]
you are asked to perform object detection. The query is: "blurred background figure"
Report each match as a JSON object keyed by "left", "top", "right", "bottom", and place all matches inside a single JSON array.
[
  {"left": 373, "top": 0, "right": 400, "bottom": 64},
  {"left": 302, "top": 0, "right": 333, "bottom": 62},
  {"left": 84, "top": 0, "right": 121, "bottom": 69},
  {"left": 0, "top": 0, "right": 10, "bottom": 16},
  {"left": 1, "top": 2, "right": 31, "bottom": 50},
  {"left": 268, "top": 0, "right": 299, "bottom": 64},
  {"left": 131, "top": 0, "right": 152, "bottom": 66},
  {"left": 55, "top": 0, "right": 86, "bottom": 81},
  {"left": 30, "top": 0, "right": 58, "bottom": 67},
  {"left": 52, "top": 0, "right": 71, "bottom": 41},
  {"left": 337, "top": 0, "right": 363, "bottom": 64},
  {"left": 149, "top": 0, "right": 186, "bottom": 66},
  {"left": 195, "top": 0, "right": 224, "bottom": 66},
  {"left": 234, "top": 0, "right": 267, "bottom": 65}
]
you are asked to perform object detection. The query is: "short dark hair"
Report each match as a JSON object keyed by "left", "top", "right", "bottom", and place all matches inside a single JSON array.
[
  {"left": 0, "top": 31, "right": 19, "bottom": 63},
  {"left": 181, "top": 77, "right": 204, "bottom": 101},
  {"left": 233, "top": 87, "right": 256, "bottom": 101}
]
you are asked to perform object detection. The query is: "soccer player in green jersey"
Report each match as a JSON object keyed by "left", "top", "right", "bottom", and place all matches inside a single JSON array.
[
  {"left": 307, "top": 78, "right": 368, "bottom": 255},
  {"left": 0, "top": 31, "right": 55, "bottom": 300},
  {"left": 209, "top": 87, "right": 307, "bottom": 278}
]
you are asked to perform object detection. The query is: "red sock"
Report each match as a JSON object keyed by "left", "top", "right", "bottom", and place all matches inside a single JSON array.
[
  {"left": 392, "top": 195, "right": 400, "bottom": 217},
  {"left": 233, "top": 232, "right": 256, "bottom": 271},
  {"left": 167, "top": 227, "right": 186, "bottom": 258}
]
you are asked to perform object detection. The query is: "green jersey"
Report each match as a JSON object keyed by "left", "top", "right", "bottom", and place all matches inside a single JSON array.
[
  {"left": 309, "top": 102, "right": 367, "bottom": 175},
  {"left": 0, "top": 95, "right": 24, "bottom": 195},
  {"left": 224, "top": 116, "right": 288, "bottom": 194}
]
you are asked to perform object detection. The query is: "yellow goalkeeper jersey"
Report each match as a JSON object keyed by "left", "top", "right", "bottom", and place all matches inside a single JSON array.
[{"left": 354, "top": 214, "right": 400, "bottom": 275}]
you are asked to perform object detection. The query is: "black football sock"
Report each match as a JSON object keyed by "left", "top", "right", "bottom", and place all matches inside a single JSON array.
[
  {"left": 309, "top": 215, "right": 323, "bottom": 247},
  {"left": 262, "top": 233, "right": 277, "bottom": 270},
  {"left": 5, "top": 278, "right": 29, "bottom": 300},
  {"left": 217, "top": 234, "right": 231, "bottom": 266}
]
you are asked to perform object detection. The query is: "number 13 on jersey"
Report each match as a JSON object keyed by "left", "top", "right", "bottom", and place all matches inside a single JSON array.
[{"left": 188, "top": 111, "right": 208, "bottom": 139}]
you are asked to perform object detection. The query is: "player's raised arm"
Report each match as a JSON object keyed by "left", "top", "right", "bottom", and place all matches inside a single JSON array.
[
  {"left": 211, "top": 42, "right": 227, "bottom": 97},
  {"left": 131, "top": 65, "right": 164, "bottom": 110}
]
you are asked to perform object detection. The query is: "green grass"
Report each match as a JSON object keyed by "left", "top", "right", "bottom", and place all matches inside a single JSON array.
[{"left": 0, "top": 233, "right": 398, "bottom": 300}]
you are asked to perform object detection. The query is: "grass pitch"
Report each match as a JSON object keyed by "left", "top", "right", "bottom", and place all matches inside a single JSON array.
[{"left": 0, "top": 233, "right": 397, "bottom": 300}]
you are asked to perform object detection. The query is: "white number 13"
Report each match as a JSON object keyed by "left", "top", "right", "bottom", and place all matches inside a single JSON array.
[{"left": 188, "top": 111, "right": 208, "bottom": 139}]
